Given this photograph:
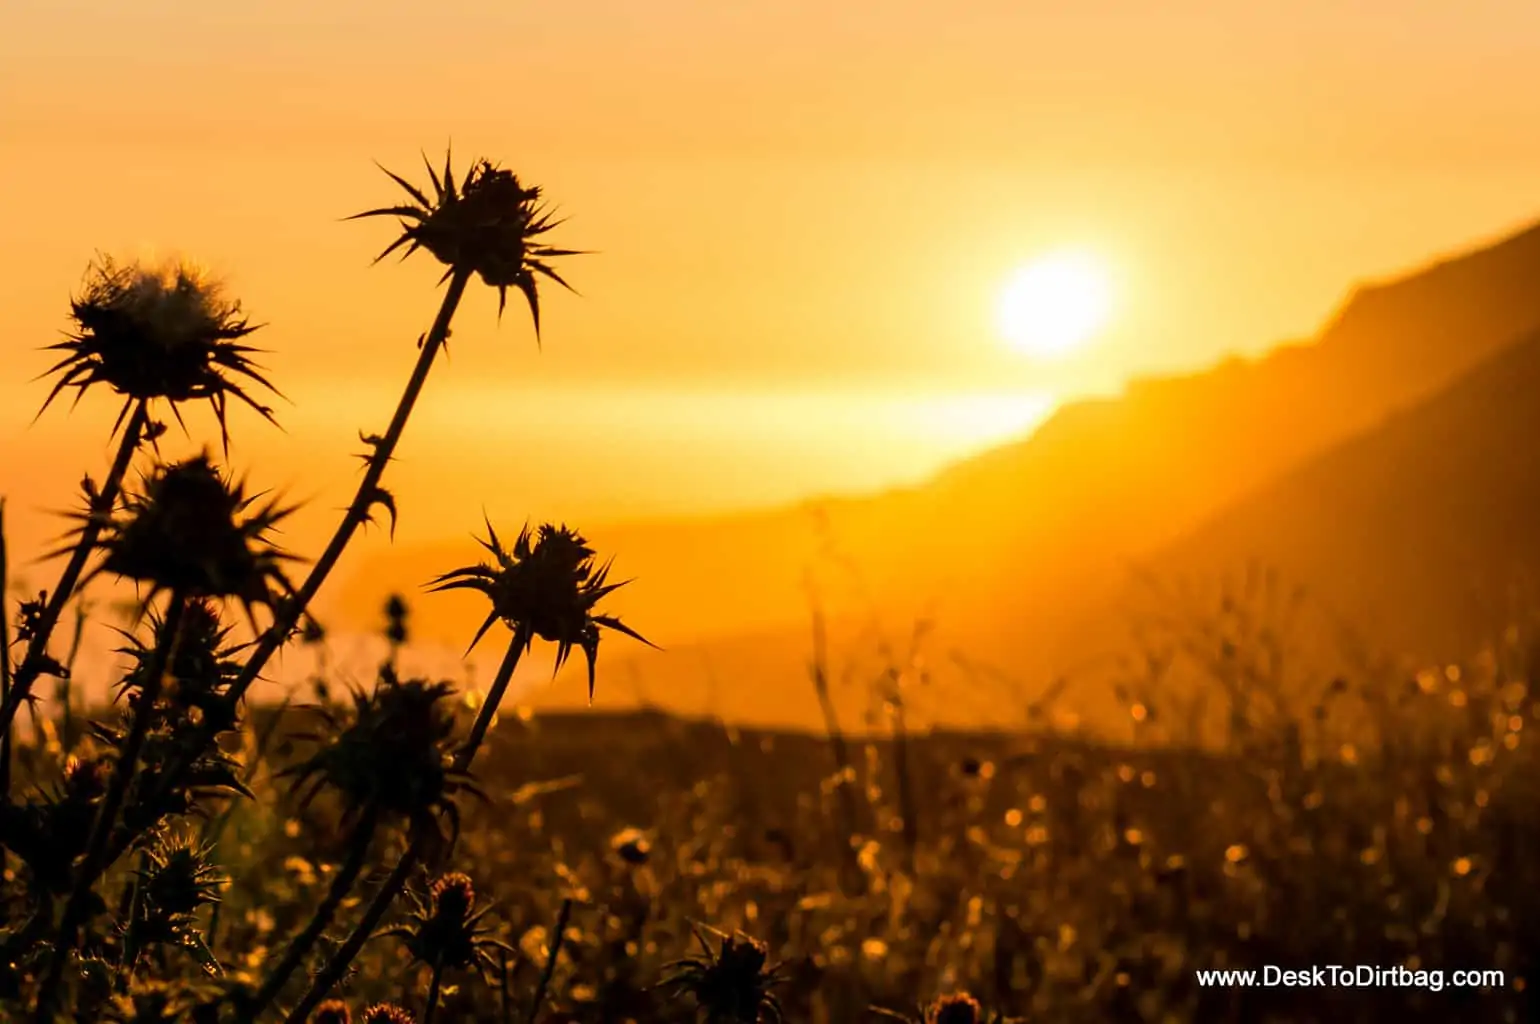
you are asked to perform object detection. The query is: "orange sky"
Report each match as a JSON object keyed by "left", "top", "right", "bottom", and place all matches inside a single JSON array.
[{"left": 4, "top": 0, "right": 1540, "bottom": 560}]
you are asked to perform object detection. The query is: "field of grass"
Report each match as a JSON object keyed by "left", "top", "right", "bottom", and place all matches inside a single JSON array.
[{"left": 9, "top": 660, "right": 1540, "bottom": 1023}]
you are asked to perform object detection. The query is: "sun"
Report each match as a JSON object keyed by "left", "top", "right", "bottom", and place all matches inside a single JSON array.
[{"left": 997, "top": 251, "right": 1113, "bottom": 358}]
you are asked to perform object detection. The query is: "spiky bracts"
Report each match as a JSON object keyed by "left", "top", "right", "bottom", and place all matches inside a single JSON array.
[
  {"left": 427, "top": 520, "right": 653, "bottom": 702},
  {"left": 348, "top": 151, "right": 582, "bottom": 334}
]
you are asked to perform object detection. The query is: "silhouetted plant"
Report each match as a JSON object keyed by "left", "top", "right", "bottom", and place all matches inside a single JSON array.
[
  {"left": 225, "top": 150, "right": 582, "bottom": 721},
  {"left": 383, "top": 872, "right": 511, "bottom": 1024},
  {"left": 2, "top": 257, "right": 277, "bottom": 756},
  {"left": 659, "top": 927, "right": 785, "bottom": 1023},
  {"left": 244, "top": 674, "right": 479, "bottom": 1021}
]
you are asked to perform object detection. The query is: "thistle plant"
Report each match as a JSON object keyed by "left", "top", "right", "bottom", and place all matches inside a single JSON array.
[
  {"left": 382, "top": 872, "right": 512, "bottom": 1024},
  {"left": 2, "top": 257, "right": 277, "bottom": 750},
  {"left": 224, "top": 151, "right": 581, "bottom": 714},
  {"left": 0, "top": 146, "right": 678, "bottom": 1024},
  {"left": 428, "top": 519, "right": 655, "bottom": 735},
  {"left": 118, "top": 831, "right": 226, "bottom": 976},
  {"left": 658, "top": 927, "right": 786, "bottom": 1024},
  {"left": 281, "top": 520, "right": 649, "bottom": 1023},
  {"left": 33, "top": 453, "right": 294, "bottom": 1020},
  {"left": 244, "top": 674, "right": 478, "bottom": 1021}
]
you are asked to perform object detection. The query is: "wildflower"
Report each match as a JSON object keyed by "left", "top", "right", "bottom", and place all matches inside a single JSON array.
[
  {"left": 383, "top": 871, "right": 512, "bottom": 978},
  {"left": 359, "top": 1004, "right": 416, "bottom": 1024},
  {"left": 658, "top": 927, "right": 785, "bottom": 1023},
  {"left": 281, "top": 669, "right": 480, "bottom": 849},
  {"left": 311, "top": 1002, "right": 352, "bottom": 1024},
  {"left": 427, "top": 519, "right": 654, "bottom": 702},
  {"left": 82, "top": 453, "right": 299, "bottom": 623},
  {"left": 348, "top": 152, "right": 582, "bottom": 333},
  {"left": 40, "top": 255, "right": 278, "bottom": 448}
]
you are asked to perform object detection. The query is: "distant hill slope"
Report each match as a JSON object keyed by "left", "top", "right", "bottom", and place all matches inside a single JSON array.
[
  {"left": 342, "top": 219, "right": 1540, "bottom": 726},
  {"left": 1146, "top": 325, "right": 1540, "bottom": 666}
]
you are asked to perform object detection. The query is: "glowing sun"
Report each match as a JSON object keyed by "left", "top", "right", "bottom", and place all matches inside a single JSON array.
[{"left": 997, "top": 251, "right": 1113, "bottom": 358}]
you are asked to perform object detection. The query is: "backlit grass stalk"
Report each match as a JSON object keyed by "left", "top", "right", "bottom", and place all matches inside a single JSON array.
[{"left": 806, "top": 598, "right": 864, "bottom": 888}]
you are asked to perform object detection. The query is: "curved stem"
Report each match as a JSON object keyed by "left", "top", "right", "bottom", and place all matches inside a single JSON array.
[
  {"left": 229, "top": 268, "right": 472, "bottom": 705},
  {"left": 0, "top": 400, "right": 148, "bottom": 740},
  {"left": 32, "top": 587, "right": 189, "bottom": 1023},
  {"left": 239, "top": 805, "right": 381, "bottom": 1023},
  {"left": 421, "top": 956, "right": 446, "bottom": 1024},
  {"left": 281, "top": 635, "right": 525, "bottom": 1023}
]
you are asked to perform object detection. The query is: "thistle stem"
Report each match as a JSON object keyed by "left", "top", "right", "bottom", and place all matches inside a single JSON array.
[
  {"left": 240, "top": 805, "right": 381, "bottom": 1023},
  {"left": 459, "top": 632, "right": 526, "bottom": 765},
  {"left": 33, "top": 587, "right": 189, "bottom": 1023},
  {"left": 422, "top": 956, "right": 446, "bottom": 1024},
  {"left": 0, "top": 399, "right": 148, "bottom": 742},
  {"left": 229, "top": 268, "right": 472, "bottom": 705},
  {"left": 280, "top": 636, "right": 525, "bottom": 1023}
]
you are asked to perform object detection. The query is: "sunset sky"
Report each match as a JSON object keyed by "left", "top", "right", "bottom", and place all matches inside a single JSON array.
[{"left": 5, "top": 0, "right": 1540, "bottom": 560}]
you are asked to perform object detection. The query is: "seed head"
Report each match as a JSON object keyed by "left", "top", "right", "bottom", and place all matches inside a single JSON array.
[
  {"left": 41, "top": 255, "right": 279, "bottom": 448},
  {"left": 348, "top": 151, "right": 582, "bottom": 336},
  {"left": 427, "top": 519, "right": 654, "bottom": 702}
]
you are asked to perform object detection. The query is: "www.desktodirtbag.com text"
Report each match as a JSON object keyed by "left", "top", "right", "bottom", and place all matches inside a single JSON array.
[{"left": 1194, "top": 965, "right": 1505, "bottom": 991}]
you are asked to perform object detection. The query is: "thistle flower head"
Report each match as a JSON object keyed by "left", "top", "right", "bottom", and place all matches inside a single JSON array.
[
  {"left": 115, "top": 598, "right": 242, "bottom": 728},
  {"left": 925, "top": 994, "right": 983, "bottom": 1024},
  {"left": 311, "top": 1001, "right": 352, "bottom": 1024},
  {"left": 281, "top": 669, "right": 479, "bottom": 847},
  {"left": 349, "top": 151, "right": 582, "bottom": 336},
  {"left": 659, "top": 927, "right": 784, "bottom": 1024},
  {"left": 383, "top": 870, "right": 512, "bottom": 977},
  {"left": 86, "top": 453, "right": 298, "bottom": 622},
  {"left": 427, "top": 519, "right": 654, "bottom": 702},
  {"left": 41, "top": 255, "right": 279, "bottom": 447},
  {"left": 137, "top": 830, "right": 225, "bottom": 918},
  {"left": 359, "top": 1004, "right": 416, "bottom": 1024}
]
